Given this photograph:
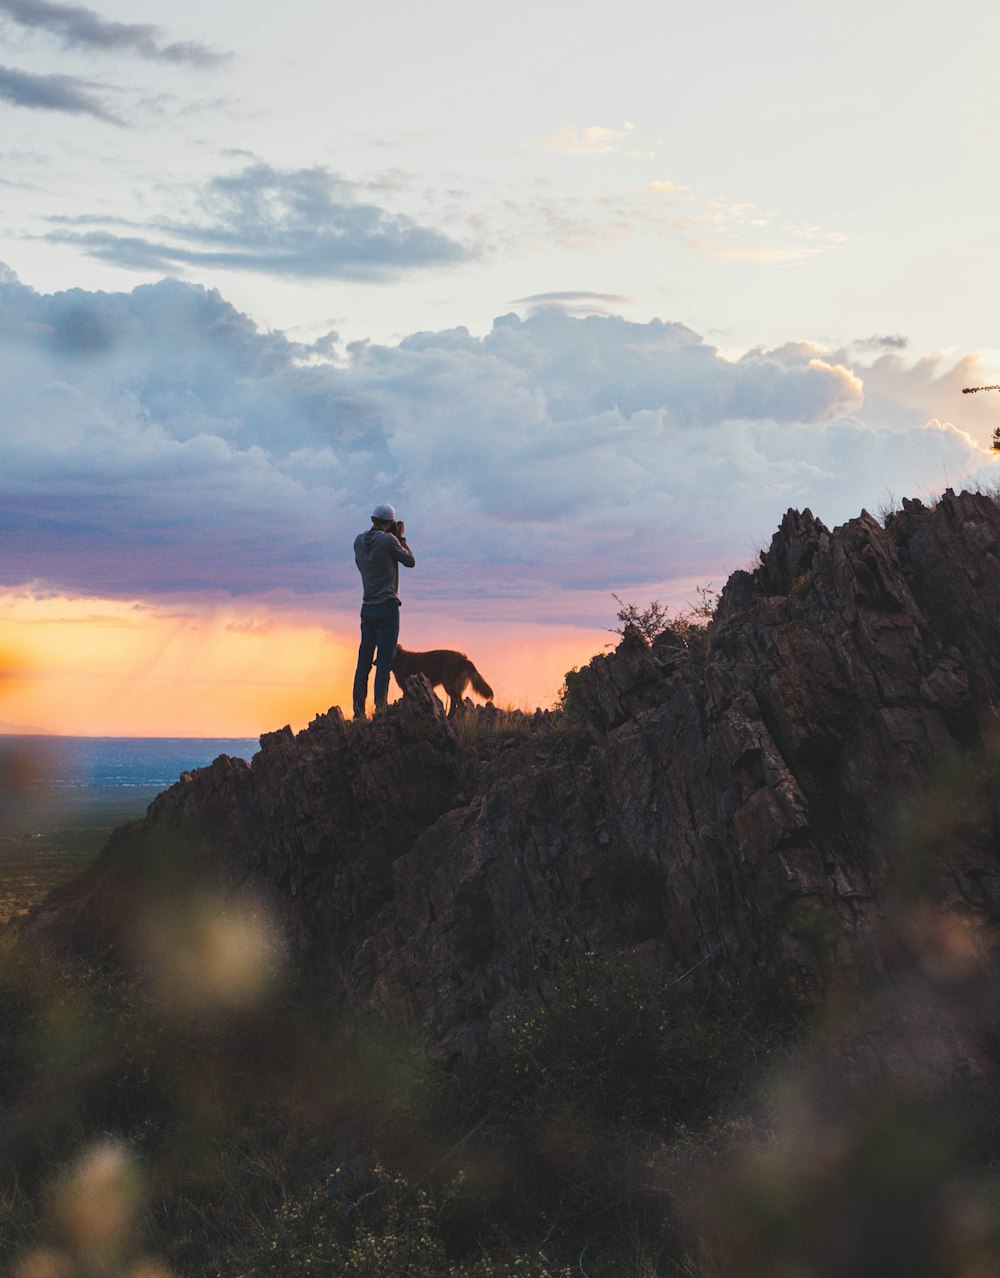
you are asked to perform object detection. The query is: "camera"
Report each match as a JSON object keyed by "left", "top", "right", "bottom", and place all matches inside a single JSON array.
[{"left": 390, "top": 519, "right": 405, "bottom": 539}]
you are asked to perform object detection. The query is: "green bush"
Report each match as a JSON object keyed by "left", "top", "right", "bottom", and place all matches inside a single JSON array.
[
  {"left": 490, "top": 950, "right": 762, "bottom": 1132},
  {"left": 394, "top": 949, "right": 782, "bottom": 1277},
  {"left": 553, "top": 666, "right": 585, "bottom": 716}
]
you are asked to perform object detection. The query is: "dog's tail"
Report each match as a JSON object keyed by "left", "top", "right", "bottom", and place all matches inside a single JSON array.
[{"left": 469, "top": 665, "right": 494, "bottom": 702}]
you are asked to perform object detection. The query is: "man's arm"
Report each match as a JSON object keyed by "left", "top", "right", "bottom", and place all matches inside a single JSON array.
[{"left": 389, "top": 523, "right": 415, "bottom": 567}]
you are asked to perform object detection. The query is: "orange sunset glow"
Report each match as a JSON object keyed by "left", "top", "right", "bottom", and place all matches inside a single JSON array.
[{"left": 0, "top": 591, "right": 606, "bottom": 737}]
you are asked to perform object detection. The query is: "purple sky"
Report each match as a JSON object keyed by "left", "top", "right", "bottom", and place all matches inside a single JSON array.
[{"left": 1, "top": 270, "right": 994, "bottom": 633}]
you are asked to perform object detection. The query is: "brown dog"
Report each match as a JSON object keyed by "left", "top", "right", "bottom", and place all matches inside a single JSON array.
[{"left": 392, "top": 644, "right": 494, "bottom": 715}]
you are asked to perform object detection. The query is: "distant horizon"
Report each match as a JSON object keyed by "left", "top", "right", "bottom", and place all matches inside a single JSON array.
[{"left": 0, "top": 725, "right": 260, "bottom": 742}]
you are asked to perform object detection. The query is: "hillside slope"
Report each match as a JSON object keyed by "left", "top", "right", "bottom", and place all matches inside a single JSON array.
[{"left": 28, "top": 488, "right": 1000, "bottom": 1072}]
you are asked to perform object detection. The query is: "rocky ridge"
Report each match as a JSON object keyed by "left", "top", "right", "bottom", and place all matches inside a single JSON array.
[{"left": 28, "top": 489, "right": 1000, "bottom": 1070}]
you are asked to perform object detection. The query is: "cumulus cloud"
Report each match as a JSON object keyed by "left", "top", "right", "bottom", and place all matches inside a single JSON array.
[
  {"left": 0, "top": 63, "right": 118, "bottom": 120},
  {"left": 828, "top": 341, "right": 993, "bottom": 441},
  {"left": 0, "top": 275, "right": 990, "bottom": 622},
  {"left": 0, "top": 0, "right": 224, "bottom": 65},
  {"left": 42, "top": 163, "right": 471, "bottom": 280}
]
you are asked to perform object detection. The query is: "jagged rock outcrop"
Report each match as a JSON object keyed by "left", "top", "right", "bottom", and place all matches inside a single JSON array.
[{"left": 27, "top": 489, "right": 1000, "bottom": 1070}]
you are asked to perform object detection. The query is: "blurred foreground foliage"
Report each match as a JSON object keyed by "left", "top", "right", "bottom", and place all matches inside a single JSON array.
[
  {"left": 3, "top": 914, "right": 1000, "bottom": 1278},
  {"left": 0, "top": 923, "right": 782, "bottom": 1278},
  {"left": 5, "top": 732, "right": 1000, "bottom": 1276}
]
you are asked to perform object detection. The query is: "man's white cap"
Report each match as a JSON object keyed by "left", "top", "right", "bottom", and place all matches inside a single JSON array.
[{"left": 371, "top": 503, "right": 396, "bottom": 521}]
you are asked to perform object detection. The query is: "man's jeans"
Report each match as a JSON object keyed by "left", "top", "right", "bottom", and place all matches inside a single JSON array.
[{"left": 353, "top": 599, "right": 400, "bottom": 716}]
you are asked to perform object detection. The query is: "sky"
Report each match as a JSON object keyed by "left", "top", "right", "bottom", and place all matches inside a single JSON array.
[{"left": 1, "top": 0, "right": 999, "bottom": 736}]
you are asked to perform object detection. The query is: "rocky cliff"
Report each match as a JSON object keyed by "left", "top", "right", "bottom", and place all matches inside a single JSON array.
[{"left": 27, "top": 489, "right": 1000, "bottom": 1070}]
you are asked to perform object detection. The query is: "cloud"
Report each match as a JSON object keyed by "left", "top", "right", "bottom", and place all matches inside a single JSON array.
[
  {"left": 537, "top": 124, "right": 631, "bottom": 156},
  {"left": 512, "top": 291, "right": 632, "bottom": 317},
  {"left": 483, "top": 173, "right": 845, "bottom": 269},
  {"left": 669, "top": 198, "right": 848, "bottom": 267},
  {"left": 642, "top": 180, "right": 688, "bottom": 195},
  {"left": 0, "top": 275, "right": 990, "bottom": 624},
  {"left": 0, "top": 63, "right": 119, "bottom": 120},
  {"left": 852, "top": 334, "right": 910, "bottom": 353},
  {"left": 0, "top": 0, "right": 225, "bottom": 65},
  {"left": 713, "top": 245, "right": 828, "bottom": 266},
  {"left": 41, "top": 163, "right": 471, "bottom": 280}
]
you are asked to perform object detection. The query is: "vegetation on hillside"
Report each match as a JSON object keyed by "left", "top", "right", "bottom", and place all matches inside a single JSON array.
[
  {"left": 4, "top": 887, "right": 1000, "bottom": 1278},
  {"left": 0, "top": 923, "right": 783, "bottom": 1278},
  {"left": 608, "top": 586, "right": 718, "bottom": 647}
]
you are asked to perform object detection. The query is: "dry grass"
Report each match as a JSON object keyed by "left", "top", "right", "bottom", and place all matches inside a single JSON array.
[{"left": 448, "top": 703, "right": 538, "bottom": 749}]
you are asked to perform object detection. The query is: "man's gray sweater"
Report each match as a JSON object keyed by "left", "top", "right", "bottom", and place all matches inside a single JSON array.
[{"left": 354, "top": 528, "right": 415, "bottom": 604}]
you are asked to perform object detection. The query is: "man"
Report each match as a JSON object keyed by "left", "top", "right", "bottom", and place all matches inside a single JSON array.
[{"left": 352, "top": 502, "right": 415, "bottom": 718}]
